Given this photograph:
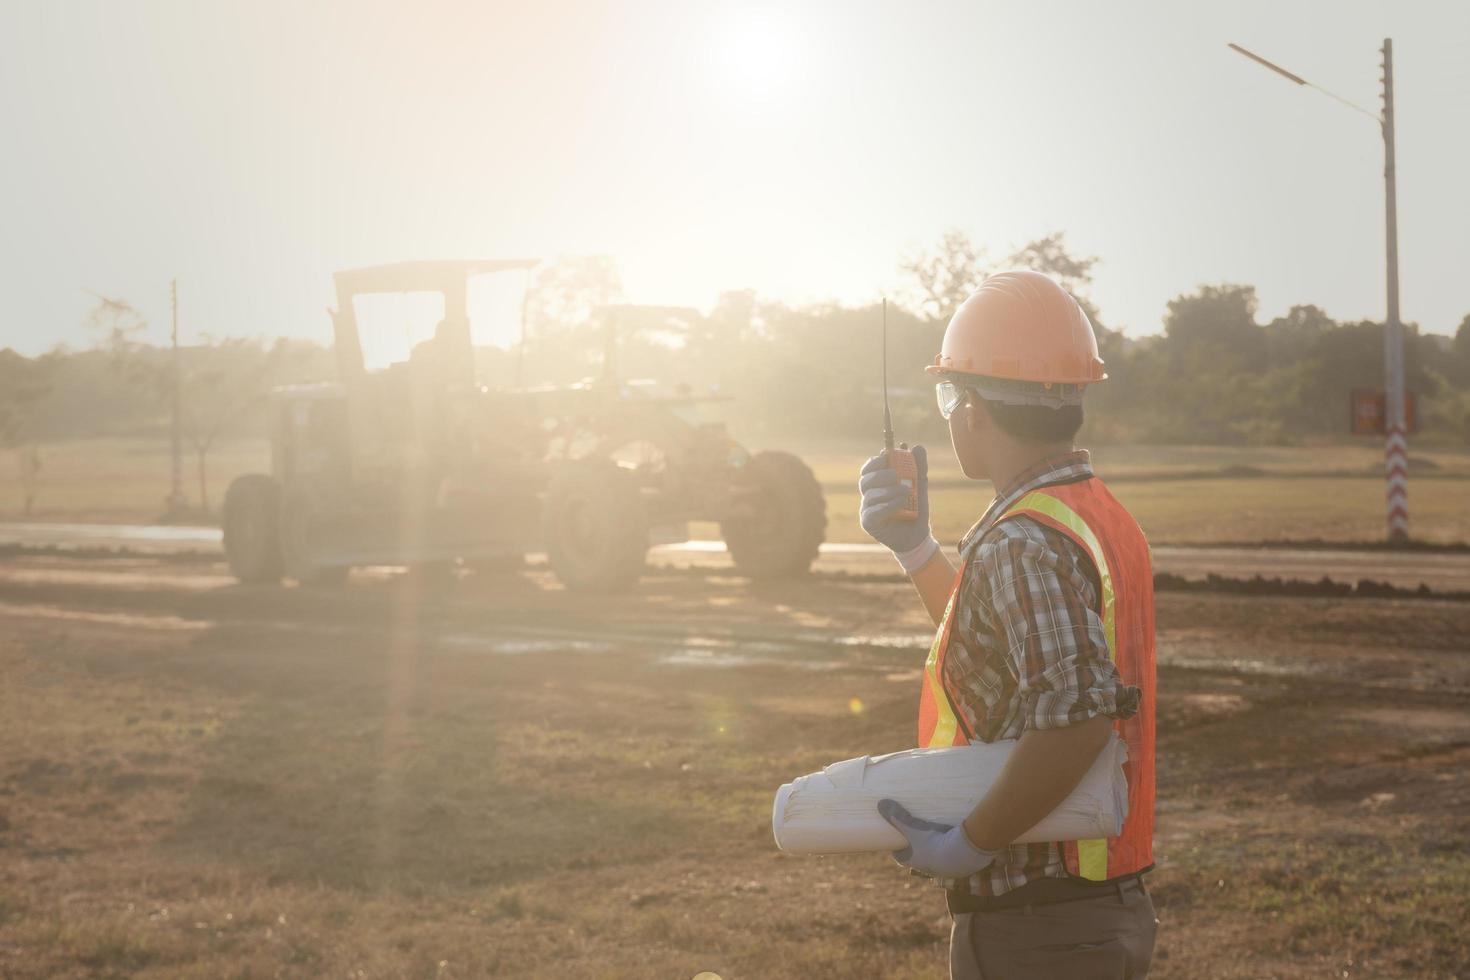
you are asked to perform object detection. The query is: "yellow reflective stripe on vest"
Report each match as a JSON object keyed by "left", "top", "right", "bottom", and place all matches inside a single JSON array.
[
  {"left": 922, "top": 590, "right": 961, "bottom": 748},
  {"left": 1003, "top": 490, "right": 1117, "bottom": 658},
  {"left": 1002, "top": 489, "right": 1116, "bottom": 881},
  {"left": 1076, "top": 837, "right": 1108, "bottom": 880}
]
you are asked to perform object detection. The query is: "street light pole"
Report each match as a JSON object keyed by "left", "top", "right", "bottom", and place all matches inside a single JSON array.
[
  {"left": 1380, "top": 39, "right": 1408, "bottom": 542},
  {"left": 168, "top": 278, "right": 186, "bottom": 516},
  {"left": 1228, "top": 39, "right": 1408, "bottom": 543}
]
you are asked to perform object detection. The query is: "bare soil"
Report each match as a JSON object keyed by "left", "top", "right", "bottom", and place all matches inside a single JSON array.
[{"left": 0, "top": 556, "right": 1465, "bottom": 979}]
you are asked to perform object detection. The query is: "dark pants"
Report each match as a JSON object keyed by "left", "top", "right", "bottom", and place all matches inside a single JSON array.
[{"left": 948, "top": 880, "right": 1158, "bottom": 979}]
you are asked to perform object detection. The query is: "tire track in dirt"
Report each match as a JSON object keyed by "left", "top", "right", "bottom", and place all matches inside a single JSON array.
[{"left": 2, "top": 555, "right": 1468, "bottom": 697}]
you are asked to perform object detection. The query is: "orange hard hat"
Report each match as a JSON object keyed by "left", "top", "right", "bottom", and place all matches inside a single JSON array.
[{"left": 925, "top": 270, "right": 1107, "bottom": 386}]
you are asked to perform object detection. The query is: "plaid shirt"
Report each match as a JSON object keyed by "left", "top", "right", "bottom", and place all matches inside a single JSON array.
[{"left": 938, "top": 449, "right": 1141, "bottom": 897}]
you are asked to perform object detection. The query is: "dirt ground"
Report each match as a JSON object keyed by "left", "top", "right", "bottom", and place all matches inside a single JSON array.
[{"left": 0, "top": 556, "right": 1466, "bottom": 979}]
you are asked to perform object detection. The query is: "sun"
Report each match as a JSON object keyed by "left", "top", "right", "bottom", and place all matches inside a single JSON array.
[{"left": 708, "top": 8, "right": 802, "bottom": 102}]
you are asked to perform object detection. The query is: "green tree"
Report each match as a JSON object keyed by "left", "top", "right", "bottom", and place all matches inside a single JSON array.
[
  {"left": 0, "top": 349, "right": 55, "bottom": 514},
  {"left": 179, "top": 337, "right": 287, "bottom": 514},
  {"left": 1450, "top": 313, "right": 1470, "bottom": 386},
  {"left": 1004, "top": 232, "right": 1098, "bottom": 295},
  {"left": 900, "top": 229, "right": 990, "bottom": 322},
  {"left": 1148, "top": 285, "right": 1270, "bottom": 442},
  {"left": 683, "top": 289, "right": 765, "bottom": 396},
  {"left": 520, "top": 256, "right": 625, "bottom": 384},
  {"left": 1264, "top": 304, "right": 1335, "bottom": 365},
  {"left": 83, "top": 292, "right": 148, "bottom": 352},
  {"left": 81, "top": 293, "right": 172, "bottom": 424},
  {"left": 902, "top": 229, "right": 1104, "bottom": 325},
  {"left": 523, "top": 255, "right": 625, "bottom": 335},
  {"left": 1162, "top": 285, "right": 1264, "bottom": 366}
]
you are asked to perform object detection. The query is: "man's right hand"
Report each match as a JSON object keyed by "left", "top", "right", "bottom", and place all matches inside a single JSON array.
[{"left": 859, "top": 446, "right": 935, "bottom": 565}]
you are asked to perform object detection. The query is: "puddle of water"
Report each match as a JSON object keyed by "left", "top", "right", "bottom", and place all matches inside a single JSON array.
[
  {"left": 834, "top": 633, "right": 930, "bottom": 650},
  {"left": 733, "top": 639, "right": 806, "bottom": 655},
  {"left": 656, "top": 541, "right": 886, "bottom": 556},
  {"left": 0, "top": 566, "right": 230, "bottom": 592},
  {"left": 1158, "top": 652, "right": 1325, "bottom": 678},
  {"left": 1349, "top": 707, "right": 1470, "bottom": 733},
  {"left": 436, "top": 634, "right": 614, "bottom": 656},
  {"left": 0, "top": 601, "right": 212, "bottom": 632},
  {"left": 655, "top": 649, "right": 845, "bottom": 671},
  {"left": 2, "top": 522, "right": 222, "bottom": 543}
]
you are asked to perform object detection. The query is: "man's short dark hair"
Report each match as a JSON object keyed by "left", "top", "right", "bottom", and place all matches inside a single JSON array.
[{"left": 977, "top": 396, "right": 1085, "bottom": 445}]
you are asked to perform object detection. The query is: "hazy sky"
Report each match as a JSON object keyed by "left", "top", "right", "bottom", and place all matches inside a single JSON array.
[{"left": 2, "top": 0, "right": 1467, "bottom": 354}]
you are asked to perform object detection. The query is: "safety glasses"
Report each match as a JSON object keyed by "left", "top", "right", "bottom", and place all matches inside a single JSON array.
[{"left": 935, "top": 380, "right": 971, "bottom": 420}]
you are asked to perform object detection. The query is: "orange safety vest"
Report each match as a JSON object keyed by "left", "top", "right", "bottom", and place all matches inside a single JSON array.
[{"left": 916, "top": 475, "right": 1156, "bottom": 882}]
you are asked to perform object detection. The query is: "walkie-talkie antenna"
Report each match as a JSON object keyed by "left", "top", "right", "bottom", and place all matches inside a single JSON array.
[
  {"left": 882, "top": 298, "right": 895, "bottom": 452},
  {"left": 878, "top": 297, "right": 919, "bottom": 522}
]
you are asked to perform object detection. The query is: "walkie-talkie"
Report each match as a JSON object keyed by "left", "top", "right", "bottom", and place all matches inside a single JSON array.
[{"left": 881, "top": 299, "right": 920, "bottom": 522}]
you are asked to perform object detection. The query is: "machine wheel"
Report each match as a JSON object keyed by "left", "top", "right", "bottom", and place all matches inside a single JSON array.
[
  {"left": 543, "top": 459, "right": 647, "bottom": 591},
  {"left": 720, "top": 450, "right": 826, "bottom": 579},
  {"left": 222, "top": 474, "right": 284, "bottom": 584},
  {"left": 279, "top": 485, "right": 349, "bottom": 586}
]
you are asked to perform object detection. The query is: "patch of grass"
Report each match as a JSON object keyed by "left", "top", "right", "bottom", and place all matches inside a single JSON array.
[
  {"left": 1108, "top": 477, "right": 1470, "bottom": 545},
  {"left": 799, "top": 441, "right": 1470, "bottom": 546},
  {"left": 1157, "top": 834, "right": 1470, "bottom": 976},
  {"left": 0, "top": 436, "right": 269, "bottom": 522},
  {"left": 10, "top": 437, "right": 1470, "bottom": 548},
  {"left": 799, "top": 440, "right": 1470, "bottom": 484},
  {"left": 821, "top": 470, "right": 1470, "bottom": 546},
  {"left": 3, "top": 579, "right": 1468, "bottom": 977}
]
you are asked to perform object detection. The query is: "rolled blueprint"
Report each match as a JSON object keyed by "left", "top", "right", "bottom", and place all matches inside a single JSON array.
[{"left": 772, "top": 732, "right": 1128, "bottom": 854}]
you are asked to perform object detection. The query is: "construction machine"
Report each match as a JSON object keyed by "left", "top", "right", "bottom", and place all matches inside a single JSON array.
[{"left": 221, "top": 261, "right": 826, "bottom": 589}]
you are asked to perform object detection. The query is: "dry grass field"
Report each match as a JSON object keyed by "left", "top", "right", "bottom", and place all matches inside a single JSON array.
[
  {"left": 0, "top": 438, "right": 271, "bottom": 524},
  {"left": 1, "top": 556, "right": 1466, "bottom": 978},
  {"left": 6, "top": 437, "right": 1470, "bottom": 548},
  {"left": 805, "top": 440, "right": 1470, "bottom": 546}
]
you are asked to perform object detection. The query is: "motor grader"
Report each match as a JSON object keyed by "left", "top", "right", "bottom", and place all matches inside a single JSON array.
[{"left": 221, "top": 261, "right": 826, "bottom": 589}]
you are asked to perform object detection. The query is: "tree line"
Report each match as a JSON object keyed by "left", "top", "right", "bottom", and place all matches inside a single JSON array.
[
  {"left": 494, "top": 231, "right": 1470, "bottom": 448},
  {"left": 3, "top": 232, "right": 1469, "bottom": 513}
]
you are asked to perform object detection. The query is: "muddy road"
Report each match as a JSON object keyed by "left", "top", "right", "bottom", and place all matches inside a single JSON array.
[
  {"left": 4, "top": 521, "right": 1470, "bottom": 592},
  {"left": 1, "top": 554, "right": 1466, "bottom": 978}
]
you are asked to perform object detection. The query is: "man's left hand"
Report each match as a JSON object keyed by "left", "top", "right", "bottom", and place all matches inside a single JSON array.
[{"left": 877, "top": 799, "right": 998, "bottom": 878}]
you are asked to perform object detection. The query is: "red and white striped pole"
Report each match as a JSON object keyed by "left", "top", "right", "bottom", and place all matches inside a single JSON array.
[
  {"left": 1226, "top": 39, "right": 1409, "bottom": 541},
  {"left": 1385, "top": 423, "right": 1407, "bottom": 539},
  {"left": 1381, "top": 38, "right": 1408, "bottom": 543}
]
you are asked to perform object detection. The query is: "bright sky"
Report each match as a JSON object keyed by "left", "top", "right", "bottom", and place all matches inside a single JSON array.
[{"left": 2, "top": 0, "right": 1467, "bottom": 354}]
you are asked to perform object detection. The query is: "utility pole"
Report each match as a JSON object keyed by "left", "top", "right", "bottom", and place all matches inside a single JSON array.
[
  {"left": 167, "top": 278, "right": 186, "bottom": 516},
  {"left": 1228, "top": 38, "right": 1409, "bottom": 542},
  {"left": 1380, "top": 39, "right": 1408, "bottom": 542}
]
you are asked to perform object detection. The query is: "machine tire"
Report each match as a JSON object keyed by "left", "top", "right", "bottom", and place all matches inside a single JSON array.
[
  {"left": 279, "top": 485, "right": 349, "bottom": 586},
  {"left": 543, "top": 459, "right": 647, "bottom": 591},
  {"left": 721, "top": 450, "right": 826, "bottom": 579},
  {"left": 222, "top": 474, "right": 284, "bottom": 584}
]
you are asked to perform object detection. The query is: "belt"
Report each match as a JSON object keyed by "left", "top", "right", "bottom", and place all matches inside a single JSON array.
[{"left": 946, "top": 873, "right": 1147, "bottom": 916}]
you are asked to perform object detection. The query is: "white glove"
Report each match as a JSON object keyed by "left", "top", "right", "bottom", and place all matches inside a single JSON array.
[{"left": 877, "top": 798, "right": 998, "bottom": 878}]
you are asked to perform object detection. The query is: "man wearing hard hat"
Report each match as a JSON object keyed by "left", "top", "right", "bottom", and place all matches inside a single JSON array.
[{"left": 860, "top": 271, "right": 1157, "bottom": 978}]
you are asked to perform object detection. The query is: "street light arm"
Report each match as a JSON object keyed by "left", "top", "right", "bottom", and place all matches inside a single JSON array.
[
  {"left": 1228, "top": 36, "right": 1407, "bottom": 543},
  {"left": 1227, "top": 42, "right": 1383, "bottom": 124},
  {"left": 1227, "top": 42, "right": 1307, "bottom": 85}
]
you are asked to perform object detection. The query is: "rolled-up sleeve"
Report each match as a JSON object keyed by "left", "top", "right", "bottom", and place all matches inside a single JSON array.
[{"left": 972, "top": 525, "right": 1140, "bottom": 731}]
